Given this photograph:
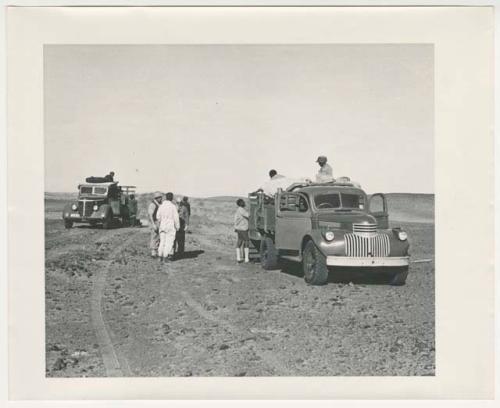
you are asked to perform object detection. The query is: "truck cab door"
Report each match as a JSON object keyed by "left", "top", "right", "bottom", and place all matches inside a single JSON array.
[
  {"left": 275, "top": 193, "right": 311, "bottom": 254},
  {"left": 369, "top": 193, "right": 389, "bottom": 229}
]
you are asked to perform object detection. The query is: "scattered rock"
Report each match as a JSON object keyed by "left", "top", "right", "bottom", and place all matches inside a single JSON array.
[
  {"left": 48, "top": 343, "right": 66, "bottom": 352},
  {"left": 71, "top": 350, "right": 88, "bottom": 358},
  {"left": 219, "top": 344, "right": 230, "bottom": 351},
  {"left": 52, "top": 358, "right": 67, "bottom": 371},
  {"left": 235, "top": 371, "right": 246, "bottom": 377}
]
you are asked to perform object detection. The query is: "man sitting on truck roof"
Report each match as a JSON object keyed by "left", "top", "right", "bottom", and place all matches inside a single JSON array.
[
  {"left": 260, "top": 169, "right": 292, "bottom": 196},
  {"left": 315, "top": 156, "right": 334, "bottom": 183},
  {"left": 104, "top": 171, "right": 115, "bottom": 182}
]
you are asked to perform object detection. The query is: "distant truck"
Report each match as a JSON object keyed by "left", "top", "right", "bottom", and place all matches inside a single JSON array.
[
  {"left": 62, "top": 181, "right": 136, "bottom": 229},
  {"left": 248, "top": 180, "right": 410, "bottom": 286}
]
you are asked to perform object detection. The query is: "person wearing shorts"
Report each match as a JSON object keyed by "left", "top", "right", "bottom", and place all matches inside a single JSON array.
[{"left": 234, "top": 198, "right": 250, "bottom": 263}]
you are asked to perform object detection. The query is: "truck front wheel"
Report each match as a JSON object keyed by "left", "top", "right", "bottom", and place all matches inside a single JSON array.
[
  {"left": 260, "top": 237, "right": 278, "bottom": 270},
  {"left": 302, "top": 241, "right": 328, "bottom": 285},
  {"left": 102, "top": 213, "right": 112, "bottom": 229},
  {"left": 64, "top": 219, "right": 73, "bottom": 229}
]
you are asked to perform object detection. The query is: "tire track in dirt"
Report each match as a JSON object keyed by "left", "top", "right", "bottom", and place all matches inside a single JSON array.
[
  {"left": 90, "top": 228, "right": 138, "bottom": 377},
  {"left": 180, "top": 290, "right": 289, "bottom": 375}
]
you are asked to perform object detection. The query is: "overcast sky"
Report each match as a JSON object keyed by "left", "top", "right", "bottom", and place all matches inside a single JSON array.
[{"left": 44, "top": 44, "right": 433, "bottom": 196}]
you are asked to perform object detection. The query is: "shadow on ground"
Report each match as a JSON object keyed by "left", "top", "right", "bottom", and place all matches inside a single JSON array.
[
  {"left": 278, "top": 260, "right": 394, "bottom": 285},
  {"left": 175, "top": 250, "right": 205, "bottom": 260}
]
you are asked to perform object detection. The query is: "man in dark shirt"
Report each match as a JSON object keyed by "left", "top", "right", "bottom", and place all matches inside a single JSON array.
[
  {"left": 127, "top": 194, "right": 138, "bottom": 227},
  {"left": 104, "top": 171, "right": 115, "bottom": 182}
]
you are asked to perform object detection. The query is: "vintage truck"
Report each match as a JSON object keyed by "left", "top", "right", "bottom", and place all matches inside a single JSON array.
[
  {"left": 248, "top": 180, "right": 410, "bottom": 286},
  {"left": 62, "top": 181, "right": 136, "bottom": 229}
]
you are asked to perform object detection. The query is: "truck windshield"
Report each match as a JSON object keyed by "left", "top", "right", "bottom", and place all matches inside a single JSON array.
[
  {"left": 314, "top": 193, "right": 364, "bottom": 210},
  {"left": 314, "top": 193, "right": 340, "bottom": 209},
  {"left": 80, "top": 186, "right": 107, "bottom": 195},
  {"left": 80, "top": 186, "right": 93, "bottom": 194},
  {"left": 341, "top": 193, "right": 363, "bottom": 209},
  {"left": 94, "top": 187, "right": 107, "bottom": 195}
]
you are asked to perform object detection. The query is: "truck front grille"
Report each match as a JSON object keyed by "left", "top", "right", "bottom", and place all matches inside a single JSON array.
[
  {"left": 78, "top": 200, "right": 94, "bottom": 217},
  {"left": 345, "top": 233, "right": 390, "bottom": 257},
  {"left": 352, "top": 223, "right": 377, "bottom": 234}
]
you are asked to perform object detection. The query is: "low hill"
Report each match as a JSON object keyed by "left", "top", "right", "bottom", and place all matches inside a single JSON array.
[{"left": 45, "top": 192, "right": 434, "bottom": 224}]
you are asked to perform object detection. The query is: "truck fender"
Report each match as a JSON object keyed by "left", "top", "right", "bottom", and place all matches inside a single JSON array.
[
  {"left": 62, "top": 203, "right": 77, "bottom": 219},
  {"left": 96, "top": 203, "right": 113, "bottom": 219}
]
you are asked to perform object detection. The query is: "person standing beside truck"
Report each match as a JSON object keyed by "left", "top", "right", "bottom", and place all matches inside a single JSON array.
[
  {"left": 234, "top": 198, "right": 250, "bottom": 264},
  {"left": 156, "top": 192, "right": 180, "bottom": 262},
  {"left": 315, "top": 156, "right": 334, "bottom": 182},
  {"left": 127, "top": 194, "right": 138, "bottom": 227},
  {"left": 148, "top": 192, "right": 163, "bottom": 258},
  {"left": 174, "top": 197, "right": 190, "bottom": 257}
]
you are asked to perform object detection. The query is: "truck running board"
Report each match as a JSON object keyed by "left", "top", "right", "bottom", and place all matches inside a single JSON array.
[{"left": 280, "top": 255, "right": 302, "bottom": 263}]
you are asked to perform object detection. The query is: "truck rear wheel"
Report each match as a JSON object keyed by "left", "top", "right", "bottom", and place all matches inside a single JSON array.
[
  {"left": 260, "top": 237, "right": 278, "bottom": 270},
  {"left": 302, "top": 241, "right": 328, "bottom": 286},
  {"left": 389, "top": 266, "right": 408, "bottom": 286},
  {"left": 64, "top": 219, "right": 73, "bottom": 229}
]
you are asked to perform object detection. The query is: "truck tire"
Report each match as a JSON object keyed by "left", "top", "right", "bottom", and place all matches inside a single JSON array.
[
  {"left": 102, "top": 213, "right": 112, "bottom": 230},
  {"left": 260, "top": 237, "right": 278, "bottom": 270},
  {"left": 302, "top": 241, "right": 328, "bottom": 286},
  {"left": 64, "top": 219, "right": 73, "bottom": 229},
  {"left": 251, "top": 239, "right": 261, "bottom": 251},
  {"left": 389, "top": 266, "right": 408, "bottom": 286}
]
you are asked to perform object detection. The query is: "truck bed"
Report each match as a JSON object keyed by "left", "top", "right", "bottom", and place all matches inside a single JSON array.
[{"left": 248, "top": 193, "right": 276, "bottom": 241}]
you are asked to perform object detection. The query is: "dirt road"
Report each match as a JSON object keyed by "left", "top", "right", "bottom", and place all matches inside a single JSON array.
[{"left": 45, "top": 200, "right": 435, "bottom": 377}]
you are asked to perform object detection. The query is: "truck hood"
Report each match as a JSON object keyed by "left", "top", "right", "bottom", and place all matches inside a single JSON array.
[{"left": 315, "top": 211, "right": 377, "bottom": 230}]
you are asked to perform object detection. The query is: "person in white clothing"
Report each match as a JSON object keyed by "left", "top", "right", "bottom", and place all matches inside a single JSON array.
[
  {"left": 156, "top": 192, "right": 180, "bottom": 262},
  {"left": 234, "top": 198, "right": 250, "bottom": 263}
]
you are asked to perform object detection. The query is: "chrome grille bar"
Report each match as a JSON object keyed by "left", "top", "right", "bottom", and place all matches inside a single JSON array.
[
  {"left": 353, "top": 223, "right": 377, "bottom": 234},
  {"left": 345, "top": 233, "right": 390, "bottom": 257}
]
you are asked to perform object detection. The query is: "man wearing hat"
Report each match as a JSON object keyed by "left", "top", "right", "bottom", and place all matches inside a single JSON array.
[
  {"left": 147, "top": 192, "right": 163, "bottom": 258},
  {"left": 316, "top": 155, "right": 334, "bottom": 183}
]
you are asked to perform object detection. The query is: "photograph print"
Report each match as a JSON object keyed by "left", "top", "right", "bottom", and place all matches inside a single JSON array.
[{"left": 44, "top": 44, "right": 434, "bottom": 377}]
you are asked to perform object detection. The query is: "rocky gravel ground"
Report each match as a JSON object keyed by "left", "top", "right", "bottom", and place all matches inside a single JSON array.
[{"left": 45, "top": 197, "right": 434, "bottom": 377}]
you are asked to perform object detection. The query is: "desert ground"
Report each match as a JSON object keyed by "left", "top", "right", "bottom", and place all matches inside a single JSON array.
[{"left": 45, "top": 193, "right": 435, "bottom": 377}]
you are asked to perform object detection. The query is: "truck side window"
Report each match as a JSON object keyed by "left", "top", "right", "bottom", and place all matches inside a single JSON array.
[
  {"left": 279, "top": 195, "right": 288, "bottom": 211},
  {"left": 298, "top": 196, "right": 309, "bottom": 212},
  {"left": 287, "top": 195, "right": 298, "bottom": 211},
  {"left": 280, "top": 194, "right": 299, "bottom": 212}
]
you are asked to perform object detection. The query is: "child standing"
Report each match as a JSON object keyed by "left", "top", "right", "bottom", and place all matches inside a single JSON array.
[{"left": 234, "top": 198, "right": 250, "bottom": 263}]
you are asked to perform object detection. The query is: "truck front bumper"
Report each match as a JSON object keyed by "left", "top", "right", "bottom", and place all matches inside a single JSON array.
[
  {"left": 64, "top": 213, "right": 104, "bottom": 222},
  {"left": 326, "top": 256, "right": 409, "bottom": 267}
]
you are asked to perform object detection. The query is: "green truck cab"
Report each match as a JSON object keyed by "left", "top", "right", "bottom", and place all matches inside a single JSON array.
[
  {"left": 62, "top": 182, "right": 136, "bottom": 229},
  {"left": 248, "top": 180, "right": 410, "bottom": 286}
]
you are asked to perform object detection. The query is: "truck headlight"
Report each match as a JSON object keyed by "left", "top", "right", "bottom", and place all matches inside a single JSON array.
[
  {"left": 71, "top": 204, "right": 78, "bottom": 211},
  {"left": 397, "top": 231, "right": 408, "bottom": 241},
  {"left": 93, "top": 204, "right": 99, "bottom": 211},
  {"left": 323, "top": 231, "right": 335, "bottom": 241}
]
